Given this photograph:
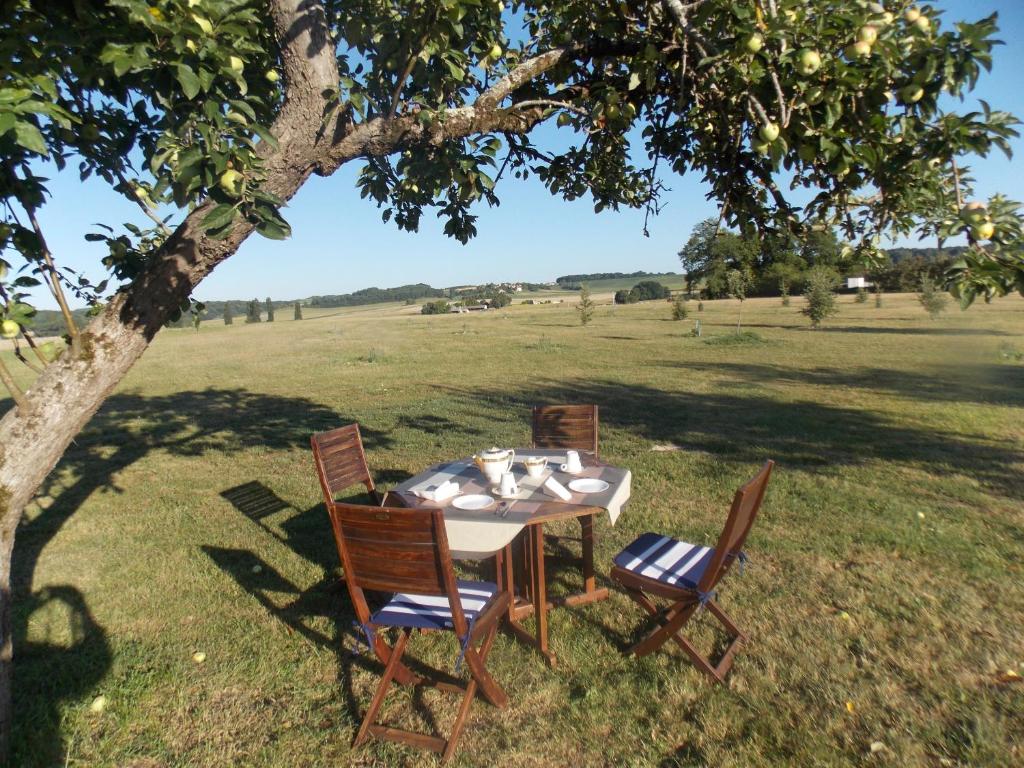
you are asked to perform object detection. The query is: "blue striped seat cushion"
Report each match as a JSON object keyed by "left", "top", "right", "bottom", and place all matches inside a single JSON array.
[
  {"left": 614, "top": 532, "right": 714, "bottom": 589},
  {"left": 371, "top": 580, "right": 499, "bottom": 631}
]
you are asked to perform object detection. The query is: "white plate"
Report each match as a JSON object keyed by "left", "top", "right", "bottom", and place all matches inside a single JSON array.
[
  {"left": 451, "top": 494, "right": 495, "bottom": 511},
  {"left": 567, "top": 478, "right": 609, "bottom": 494}
]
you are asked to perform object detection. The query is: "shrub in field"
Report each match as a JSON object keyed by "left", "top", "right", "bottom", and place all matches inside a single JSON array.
[
  {"left": 223, "top": 303, "right": 233, "bottom": 326},
  {"left": 781, "top": 284, "right": 791, "bottom": 307},
  {"left": 421, "top": 300, "right": 450, "bottom": 315},
  {"left": 293, "top": 302, "right": 302, "bottom": 320},
  {"left": 697, "top": 301, "right": 704, "bottom": 312},
  {"left": 671, "top": 295, "right": 688, "bottom": 320},
  {"left": 265, "top": 297, "right": 275, "bottom": 322},
  {"left": 874, "top": 285, "right": 883, "bottom": 308},
  {"left": 918, "top": 276, "right": 949, "bottom": 319},
  {"left": 801, "top": 268, "right": 839, "bottom": 328},
  {"left": 613, "top": 289, "right": 638, "bottom": 304}
]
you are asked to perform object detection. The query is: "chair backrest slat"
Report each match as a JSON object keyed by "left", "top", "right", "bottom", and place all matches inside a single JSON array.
[
  {"left": 311, "top": 424, "right": 377, "bottom": 503},
  {"left": 531, "top": 404, "right": 599, "bottom": 456},
  {"left": 330, "top": 502, "right": 455, "bottom": 587},
  {"left": 696, "top": 461, "right": 774, "bottom": 594}
]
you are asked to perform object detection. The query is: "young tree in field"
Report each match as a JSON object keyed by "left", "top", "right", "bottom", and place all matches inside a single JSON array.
[
  {"left": 293, "top": 301, "right": 302, "bottom": 320},
  {"left": 918, "top": 276, "right": 950, "bottom": 319},
  {"left": 0, "top": 1, "right": 1022, "bottom": 754},
  {"left": 671, "top": 294, "right": 688, "bottom": 321},
  {"left": 802, "top": 268, "right": 840, "bottom": 329},
  {"left": 726, "top": 268, "right": 751, "bottom": 332},
  {"left": 855, "top": 287, "right": 868, "bottom": 303},
  {"left": 223, "top": 303, "right": 234, "bottom": 326},
  {"left": 874, "top": 283, "right": 884, "bottom": 308},
  {"left": 577, "top": 285, "right": 595, "bottom": 326},
  {"left": 265, "top": 297, "right": 275, "bottom": 322}
]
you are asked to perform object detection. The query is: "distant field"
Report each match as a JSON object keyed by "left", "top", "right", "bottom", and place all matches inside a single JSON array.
[{"left": 5, "top": 292, "right": 1023, "bottom": 767}]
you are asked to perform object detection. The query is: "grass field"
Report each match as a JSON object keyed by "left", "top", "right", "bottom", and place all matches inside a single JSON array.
[{"left": 7, "top": 292, "right": 1024, "bottom": 767}]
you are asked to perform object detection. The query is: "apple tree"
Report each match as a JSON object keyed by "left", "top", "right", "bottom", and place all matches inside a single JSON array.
[{"left": 1, "top": 0, "right": 1022, "bottom": 756}]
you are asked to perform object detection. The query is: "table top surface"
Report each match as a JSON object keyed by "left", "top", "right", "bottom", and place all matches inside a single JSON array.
[{"left": 390, "top": 449, "right": 632, "bottom": 557}]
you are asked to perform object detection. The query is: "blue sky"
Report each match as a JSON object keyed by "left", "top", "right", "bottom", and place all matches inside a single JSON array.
[{"left": 27, "top": 0, "right": 1024, "bottom": 309}]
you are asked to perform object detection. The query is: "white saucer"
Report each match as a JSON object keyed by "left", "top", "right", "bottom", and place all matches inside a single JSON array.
[
  {"left": 568, "top": 478, "right": 610, "bottom": 494},
  {"left": 451, "top": 494, "right": 495, "bottom": 510}
]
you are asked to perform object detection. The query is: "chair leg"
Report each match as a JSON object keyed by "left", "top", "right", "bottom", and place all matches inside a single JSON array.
[
  {"left": 628, "top": 602, "right": 699, "bottom": 658},
  {"left": 463, "top": 621, "right": 507, "bottom": 709},
  {"left": 441, "top": 676, "right": 478, "bottom": 764},
  {"left": 354, "top": 628, "right": 410, "bottom": 747}
]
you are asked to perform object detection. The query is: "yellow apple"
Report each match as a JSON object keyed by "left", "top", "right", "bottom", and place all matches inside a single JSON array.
[
  {"left": 752, "top": 140, "right": 771, "bottom": 156},
  {"left": 914, "top": 15, "right": 930, "bottom": 33},
  {"left": 489, "top": 43, "right": 502, "bottom": 59},
  {"left": 89, "top": 695, "right": 108, "bottom": 714},
  {"left": 0, "top": 320, "right": 19, "bottom": 339},
  {"left": 846, "top": 41, "right": 872, "bottom": 59},
  {"left": 972, "top": 221, "right": 995, "bottom": 240},
  {"left": 743, "top": 33, "right": 764, "bottom": 54},
  {"left": 759, "top": 122, "right": 780, "bottom": 142},
  {"left": 192, "top": 651, "right": 207, "bottom": 663},
  {"left": 858, "top": 26, "right": 878, "bottom": 45},
  {"left": 265, "top": 69, "right": 279, "bottom": 82},
  {"left": 796, "top": 49, "right": 822, "bottom": 75},
  {"left": 218, "top": 169, "right": 243, "bottom": 196},
  {"left": 905, "top": 8, "right": 921, "bottom": 23}
]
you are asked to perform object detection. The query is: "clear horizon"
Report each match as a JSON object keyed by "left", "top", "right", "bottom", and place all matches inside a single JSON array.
[{"left": 21, "top": 0, "right": 1024, "bottom": 310}]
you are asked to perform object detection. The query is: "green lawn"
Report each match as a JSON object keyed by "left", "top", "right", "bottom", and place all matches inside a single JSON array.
[{"left": 9, "top": 293, "right": 1024, "bottom": 766}]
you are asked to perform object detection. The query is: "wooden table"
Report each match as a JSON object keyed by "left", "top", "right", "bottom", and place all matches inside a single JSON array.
[{"left": 391, "top": 449, "right": 631, "bottom": 666}]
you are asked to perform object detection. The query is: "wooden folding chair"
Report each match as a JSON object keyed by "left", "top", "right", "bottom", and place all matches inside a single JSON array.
[
  {"left": 610, "top": 461, "right": 774, "bottom": 684},
  {"left": 530, "top": 404, "right": 601, "bottom": 600},
  {"left": 310, "top": 423, "right": 385, "bottom": 507},
  {"left": 531, "top": 403, "right": 599, "bottom": 456},
  {"left": 329, "top": 503, "right": 510, "bottom": 764}
]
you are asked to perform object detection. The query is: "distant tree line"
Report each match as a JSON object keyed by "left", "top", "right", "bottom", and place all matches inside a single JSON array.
[
  {"left": 556, "top": 271, "right": 677, "bottom": 289},
  {"left": 309, "top": 283, "right": 444, "bottom": 307},
  {"left": 679, "top": 218, "right": 969, "bottom": 299}
]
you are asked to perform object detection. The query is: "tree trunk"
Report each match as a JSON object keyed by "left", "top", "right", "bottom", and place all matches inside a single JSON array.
[{"left": 0, "top": 0, "right": 337, "bottom": 756}]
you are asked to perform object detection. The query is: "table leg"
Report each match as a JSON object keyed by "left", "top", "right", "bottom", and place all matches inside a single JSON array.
[
  {"left": 531, "top": 522, "right": 552, "bottom": 666},
  {"left": 581, "top": 513, "right": 596, "bottom": 594}
]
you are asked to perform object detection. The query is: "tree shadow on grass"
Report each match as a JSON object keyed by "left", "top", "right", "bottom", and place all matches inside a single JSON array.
[
  {"left": 702, "top": 321, "right": 1014, "bottom": 336},
  {"left": 437, "top": 378, "right": 1024, "bottom": 501},
  {"left": 657, "top": 361, "right": 1024, "bottom": 409},
  {"left": 13, "top": 388, "right": 371, "bottom": 763},
  {"left": 11, "top": 585, "right": 110, "bottom": 767}
]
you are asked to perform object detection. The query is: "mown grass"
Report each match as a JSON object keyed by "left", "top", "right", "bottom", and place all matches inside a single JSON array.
[{"left": 8, "top": 292, "right": 1024, "bottom": 767}]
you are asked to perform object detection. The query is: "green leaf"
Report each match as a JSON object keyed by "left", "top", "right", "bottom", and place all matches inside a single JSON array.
[
  {"left": 177, "top": 64, "right": 201, "bottom": 100},
  {"left": 202, "top": 203, "right": 237, "bottom": 232},
  {"left": 13, "top": 121, "right": 47, "bottom": 156}
]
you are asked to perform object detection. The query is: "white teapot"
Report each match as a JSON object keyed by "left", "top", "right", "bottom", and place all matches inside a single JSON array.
[{"left": 473, "top": 446, "right": 515, "bottom": 485}]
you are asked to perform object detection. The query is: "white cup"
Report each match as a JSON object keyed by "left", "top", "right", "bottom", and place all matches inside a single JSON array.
[
  {"left": 498, "top": 471, "right": 519, "bottom": 497},
  {"left": 523, "top": 456, "right": 547, "bottom": 478},
  {"left": 561, "top": 450, "right": 583, "bottom": 474}
]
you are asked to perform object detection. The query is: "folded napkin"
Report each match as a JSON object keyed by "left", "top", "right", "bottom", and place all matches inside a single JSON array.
[
  {"left": 543, "top": 477, "right": 572, "bottom": 501},
  {"left": 413, "top": 480, "right": 460, "bottom": 502}
]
